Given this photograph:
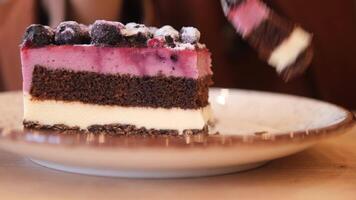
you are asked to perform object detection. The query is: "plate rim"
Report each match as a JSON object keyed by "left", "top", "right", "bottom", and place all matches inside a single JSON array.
[
  {"left": 0, "top": 88, "right": 354, "bottom": 148},
  {"left": 209, "top": 88, "right": 356, "bottom": 141}
]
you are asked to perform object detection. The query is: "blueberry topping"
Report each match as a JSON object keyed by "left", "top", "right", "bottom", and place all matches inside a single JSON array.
[
  {"left": 122, "top": 23, "right": 150, "bottom": 46},
  {"left": 22, "top": 24, "right": 54, "bottom": 47},
  {"left": 180, "top": 27, "right": 201, "bottom": 44},
  {"left": 155, "top": 26, "right": 179, "bottom": 39},
  {"left": 124, "top": 23, "right": 150, "bottom": 36},
  {"left": 22, "top": 21, "right": 204, "bottom": 49},
  {"left": 55, "top": 21, "right": 89, "bottom": 44},
  {"left": 154, "top": 25, "right": 179, "bottom": 46},
  {"left": 90, "top": 20, "right": 123, "bottom": 46},
  {"left": 124, "top": 33, "right": 149, "bottom": 47}
]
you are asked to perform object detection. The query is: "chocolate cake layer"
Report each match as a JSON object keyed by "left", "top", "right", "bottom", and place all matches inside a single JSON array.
[
  {"left": 23, "top": 120, "right": 209, "bottom": 136},
  {"left": 30, "top": 65, "right": 212, "bottom": 109},
  {"left": 246, "top": 13, "right": 294, "bottom": 59}
]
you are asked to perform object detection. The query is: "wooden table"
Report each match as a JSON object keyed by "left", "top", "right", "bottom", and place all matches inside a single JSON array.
[{"left": 0, "top": 126, "right": 355, "bottom": 200}]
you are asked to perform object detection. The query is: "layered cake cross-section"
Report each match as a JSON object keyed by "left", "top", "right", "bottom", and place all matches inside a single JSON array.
[{"left": 21, "top": 21, "right": 213, "bottom": 135}]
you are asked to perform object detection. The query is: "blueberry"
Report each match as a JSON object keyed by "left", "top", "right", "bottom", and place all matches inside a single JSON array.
[
  {"left": 124, "top": 23, "right": 150, "bottom": 37},
  {"left": 155, "top": 26, "right": 179, "bottom": 40},
  {"left": 22, "top": 24, "right": 54, "bottom": 47},
  {"left": 154, "top": 25, "right": 179, "bottom": 47},
  {"left": 180, "top": 27, "right": 201, "bottom": 44},
  {"left": 125, "top": 32, "right": 149, "bottom": 47},
  {"left": 122, "top": 23, "right": 150, "bottom": 46},
  {"left": 55, "top": 21, "right": 89, "bottom": 44},
  {"left": 90, "top": 20, "right": 123, "bottom": 46}
]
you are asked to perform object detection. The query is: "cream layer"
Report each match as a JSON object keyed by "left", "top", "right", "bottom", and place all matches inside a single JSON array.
[
  {"left": 268, "top": 27, "right": 312, "bottom": 73},
  {"left": 23, "top": 95, "right": 212, "bottom": 133}
]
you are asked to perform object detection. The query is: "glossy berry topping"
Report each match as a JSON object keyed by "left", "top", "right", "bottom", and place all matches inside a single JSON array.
[
  {"left": 90, "top": 20, "right": 124, "bottom": 46},
  {"left": 55, "top": 21, "right": 89, "bottom": 44},
  {"left": 122, "top": 23, "right": 151, "bottom": 47},
  {"left": 155, "top": 26, "right": 179, "bottom": 42},
  {"left": 22, "top": 24, "right": 54, "bottom": 47}
]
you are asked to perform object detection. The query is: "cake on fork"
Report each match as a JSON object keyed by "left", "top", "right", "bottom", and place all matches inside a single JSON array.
[
  {"left": 221, "top": 0, "right": 314, "bottom": 81},
  {"left": 21, "top": 20, "right": 213, "bottom": 135}
]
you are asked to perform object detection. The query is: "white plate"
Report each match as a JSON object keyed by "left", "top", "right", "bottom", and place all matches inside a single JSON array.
[{"left": 0, "top": 89, "right": 354, "bottom": 178}]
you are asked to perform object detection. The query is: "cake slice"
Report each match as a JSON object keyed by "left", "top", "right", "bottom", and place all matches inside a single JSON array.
[
  {"left": 21, "top": 21, "right": 213, "bottom": 135},
  {"left": 221, "top": 0, "right": 314, "bottom": 81}
]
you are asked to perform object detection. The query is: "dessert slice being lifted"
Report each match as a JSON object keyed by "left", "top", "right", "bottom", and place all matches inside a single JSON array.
[
  {"left": 221, "top": 0, "right": 314, "bottom": 81},
  {"left": 21, "top": 20, "right": 213, "bottom": 135}
]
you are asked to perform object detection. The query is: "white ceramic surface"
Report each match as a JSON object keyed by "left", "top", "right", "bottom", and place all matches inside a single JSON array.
[{"left": 0, "top": 89, "right": 354, "bottom": 178}]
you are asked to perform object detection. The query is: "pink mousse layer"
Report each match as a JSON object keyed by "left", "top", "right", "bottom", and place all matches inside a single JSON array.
[
  {"left": 21, "top": 45, "right": 212, "bottom": 92},
  {"left": 228, "top": 0, "right": 269, "bottom": 37}
]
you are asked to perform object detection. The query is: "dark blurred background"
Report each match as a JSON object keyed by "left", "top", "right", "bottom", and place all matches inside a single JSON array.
[{"left": 0, "top": 0, "right": 355, "bottom": 109}]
